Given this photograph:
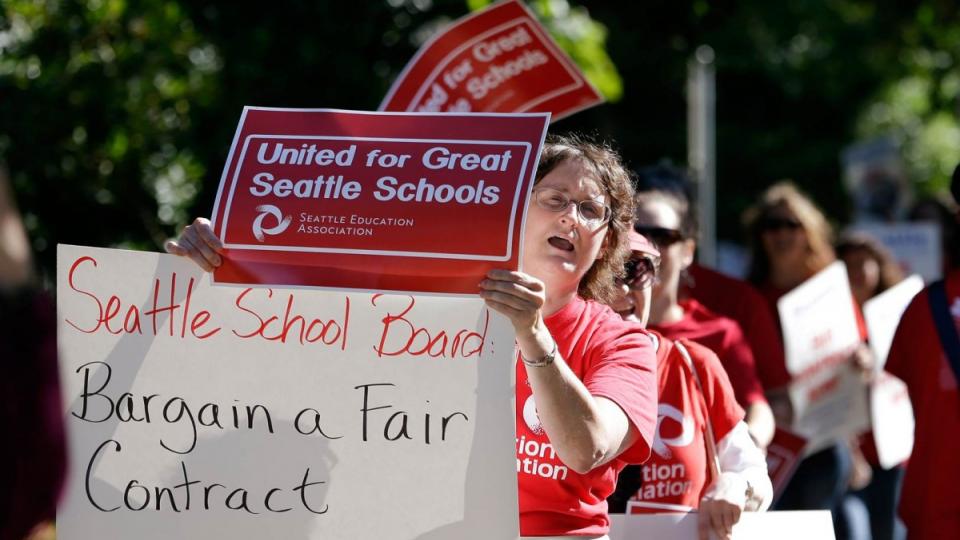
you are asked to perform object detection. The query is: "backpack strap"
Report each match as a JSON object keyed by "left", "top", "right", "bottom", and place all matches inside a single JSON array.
[{"left": 928, "top": 280, "right": 960, "bottom": 385}]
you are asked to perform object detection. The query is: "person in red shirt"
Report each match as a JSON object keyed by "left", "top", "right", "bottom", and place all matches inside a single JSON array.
[
  {"left": 884, "top": 167, "right": 960, "bottom": 540},
  {"left": 836, "top": 231, "right": 908, "bottom": 540},
  {"left": 631, "top": 165, "right": 775, "bottom": 449},
  {"left": 743, "top": 181, "right": 873, "bottom": 537},
  {"left": 607, "top": 232, "right": 772, "bottom": 540},
  {"left": 685, "top": 263, "right": 792, "bottom": 392},
  {"left": 167, "top": 134, "right": 659, "bottom": 539}
]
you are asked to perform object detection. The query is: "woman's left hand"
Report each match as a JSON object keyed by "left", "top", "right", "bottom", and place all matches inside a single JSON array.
[
  {"left": 478, "top": 269, "right": 546, "bottom": 336},
  {"left": 850, "top": 343, "right": 876, "bottom": 383},
  {"left": 698, "top": 473, "right": 748, "bottom": 540}
]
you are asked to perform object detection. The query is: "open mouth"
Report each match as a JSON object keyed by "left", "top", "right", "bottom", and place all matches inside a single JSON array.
[{"left": 547, "top": 236, "right": 575, "bottom": 252}]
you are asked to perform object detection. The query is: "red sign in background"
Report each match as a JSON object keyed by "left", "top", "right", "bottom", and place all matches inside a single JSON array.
[
  {"left": 766, "top": 428, "right": 808, "bottom": 504},
  {"left": 210, "top": 107, "right": 550, "bottom": 294},
  {"left": 379, "top": 0, "right": 602, "bottom": 122}
]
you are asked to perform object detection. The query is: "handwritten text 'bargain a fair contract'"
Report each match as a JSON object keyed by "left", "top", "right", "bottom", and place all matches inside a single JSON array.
[
  {"left": 209, "top": 107, "right": 549, "bottom": 294},
  {"left": 379, "top": 0, "right": 602, "bottom": 121}
]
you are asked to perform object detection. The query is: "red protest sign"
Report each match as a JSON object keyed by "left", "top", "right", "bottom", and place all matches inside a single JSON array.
[
  {"left": 210, "top": 107, "right": 549, "bottom": 294},
  {"left": 766, "top": 428, "right": 807, "bottom": 504},
  {"left": 379, "top": 0, "right": 603, "bottom": 122}
]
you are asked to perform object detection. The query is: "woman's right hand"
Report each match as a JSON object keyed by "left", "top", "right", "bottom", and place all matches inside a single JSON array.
[
  {"left": 164, "top": 217, "right": 224, "bottom": 272},
  {"left": 698, "top": 472, "right": 749, "bottom": 540}
]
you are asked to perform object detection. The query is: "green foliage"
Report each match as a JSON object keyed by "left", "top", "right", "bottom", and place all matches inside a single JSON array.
[
  {"left": 1, "top": 0, "right": 220, "bottom": 271},
  {"left": 468, "top": 0, "right": 623, "bottom": 101},
  {"left": 0, "top": 0, "right": 430, "bottom": 278},
  {"left": 855, "top": 2, "right": 960, "bottom": 198}
]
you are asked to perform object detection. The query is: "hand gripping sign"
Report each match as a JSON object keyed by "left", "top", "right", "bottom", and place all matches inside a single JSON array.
[
  {"left": 210, "top": 107, "right": 550, "bottom": 294},
  {"left": 379, "top": 0, "right": 603, "bottom": 121},
  {"left": 777, "top": 262, "right": 869, "bottom": 453}
]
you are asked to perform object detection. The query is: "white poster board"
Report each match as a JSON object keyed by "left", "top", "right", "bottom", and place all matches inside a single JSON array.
[
  {"left": 851, "top": 222, "right": 942, "bottom": 283},
  {"left": 778, "top": 262, "right": 869, "bottom": 452},
  {"left": 862, "top": 276, "right": 921, "bottom": 468},
  {"left": 862, "top": 275, "right": 924, "bottom": 370},
  {"left": 56, "top": 245, "right": 519, "bottom": 540},
  {"left": 870, "top": 373, "right": 914, "bottom": 469},
  {"left": 608, "top": 510, "right": 835, "bottom": 540}
]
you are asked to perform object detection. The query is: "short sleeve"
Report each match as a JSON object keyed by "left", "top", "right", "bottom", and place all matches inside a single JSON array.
[
  {"left": 583, "top": 325, "right": 658, "bottom": 464},
  {"left": 885, "top": 289, "right": 928, "bottom": 387}
]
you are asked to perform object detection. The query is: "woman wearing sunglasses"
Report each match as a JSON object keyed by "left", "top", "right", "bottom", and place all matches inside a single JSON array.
[
  {"left": 607, "top": 231, "right": 771, "bottom": 540},
  {"left": 630, "top": 166, "right": 775, "bottom": 450},
  {"left": 166, "top": 134, "right": 658, "bottom": 539},
  {"left": 743, "top": 181, "right": 872, "bottom": 537}
]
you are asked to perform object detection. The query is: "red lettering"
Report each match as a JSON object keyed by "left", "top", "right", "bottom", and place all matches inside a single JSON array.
[
  {"left": 807, "top": 375, "right": 840, "bottom": 402},
  {"left": 142, "top": 274, "right": 182, "bottom": 336},
  {"left": 65, "top": 256, "right": 218, "bottom": 339},
  {"left": 103, "top": 296, "right": 123, "bottom": 335},
  {"left": 232, "top": 288, "right": 271, "bottom": 339},
  {"left": 373, "top": 295, "right": 488, "bottom": 359},
  {"left": 231, "top": 288, "right": 347, "bottom": 347},
  {"left": 66, "top": 256, "right": 104, "bottom": 333},
  {"left": 123, "top": 305, "right": 142, "bottom": 334},
  {"left": 190, "top": 311, "right": 220, "bottom": 339}
]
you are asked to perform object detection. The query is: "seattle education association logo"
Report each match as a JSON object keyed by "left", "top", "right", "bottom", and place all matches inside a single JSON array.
[{"left": 252, "top": 204, "right": 291, "bottom": 242}]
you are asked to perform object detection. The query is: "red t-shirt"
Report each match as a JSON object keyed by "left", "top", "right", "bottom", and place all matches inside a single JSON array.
[
  {"left": 686, "top": 264, "right": 792, "bottom": 390},
  {"left": 885, "top": 269, "right": 960, "bottom": 538},
  {"left": 628, "top": 333, "right": 744, "bottom": 512},
  {"left": 651, "top": 299, "right": 768, "bottom": 407},
  {"left": 517, "top": 296, "right": 658, "bottom": 536}
]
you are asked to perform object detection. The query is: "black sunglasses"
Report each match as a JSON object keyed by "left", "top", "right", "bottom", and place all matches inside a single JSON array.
[
  {"left": 621, "top": 256, "right": 658, "bottom": 290},
  {"left": 633, "top": 225, "right": 685, "bottom": 248},
  {"left": 759, "top": 216, "right": 802, "bottom": 232}
]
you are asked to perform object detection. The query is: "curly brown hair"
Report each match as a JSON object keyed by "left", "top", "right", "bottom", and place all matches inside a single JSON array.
[{"left": 534, "top": 134, "right": 636, "bottom": 305}]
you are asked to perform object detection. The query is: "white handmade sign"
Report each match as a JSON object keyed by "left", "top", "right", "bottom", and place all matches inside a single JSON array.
[
  {"left": 862, "top": 275, "right": 924, "bottom": 370},
  {"left": 56, "top": 245, "right": 519, "bottom": 540},
  {"left": 608, "top": 510, "right": 836, "bottom": 539},
  {"left": 862, "top": 276, "right": 921, "bottom": 468},
  {"left": 778, "top": 262, "right": 869, "bottom": 453}
]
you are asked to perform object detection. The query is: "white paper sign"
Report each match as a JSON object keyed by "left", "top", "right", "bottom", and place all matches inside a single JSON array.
[
  {"left": 863, "top": 275, "right": 924, "bottom": 370},
  {"left": 778, "top": 262, "right": 868, "bottom": 451},
  {"left": 861, "top": 275, "right": 920, "bottom": 468},
  {"left": 870, "top": 372, "right": 914, "bottom": 469},
  {"left": 56, "top": 245, "right": 519, "bottom": 540},
  {"left": 608, "top": 510, "right": 835, "bottom": 539},
  {"left": 851, "top": 222, "right": 942, "bottom": 283}
]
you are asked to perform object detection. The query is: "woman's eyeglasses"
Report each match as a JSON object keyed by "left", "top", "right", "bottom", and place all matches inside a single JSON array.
[
  {"left": 758, "top": 216, "right": 802, "bottom": 232},
  {"left": 620, "top": 256, "right": 658, "bottom": 290},
  {"left": 533, "top": 187, "right": 612, "bottom": 229},
  {"left": 633, "top": 225, "right": 685, "bottom": 248}
]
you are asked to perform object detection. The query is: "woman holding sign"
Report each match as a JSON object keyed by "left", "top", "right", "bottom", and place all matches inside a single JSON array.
[
  {"left": 744, "top": 181, "right": 871, "bottom": 538},
  {"left": 167, "top": 134, "right": 658, "bottom": 539},
  {"left": 606, "top": 231, "right": 771, "bottom": 540}
]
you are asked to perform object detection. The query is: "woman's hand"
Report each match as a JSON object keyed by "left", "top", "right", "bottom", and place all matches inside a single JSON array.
[
  {"left": 698, "top": 472, "right": 749, "bottom": 540},
  {"left": 478, "top": 269, "right": 546, "bottom": 337},
  {"left": 850, "top": 343, "right": 876, "bottom": 383},
  {"left": 164, "top": 217, "right": 224, "bottom": 272}
]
